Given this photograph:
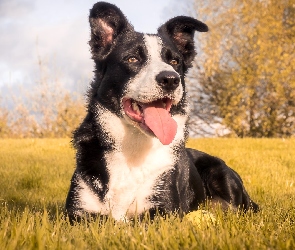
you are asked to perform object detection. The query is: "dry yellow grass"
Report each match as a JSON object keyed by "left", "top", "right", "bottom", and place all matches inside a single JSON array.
[{"left": 0, "top": 138, "right": 294, "bottom": 249}]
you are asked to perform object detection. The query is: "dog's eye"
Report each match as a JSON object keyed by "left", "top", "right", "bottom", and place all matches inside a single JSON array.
[
  {"left": 127, "top": 57, "right": 139, "bottom": 63},
  {"left": 170, "top": 59, "right": 178, "bottom": 65}
]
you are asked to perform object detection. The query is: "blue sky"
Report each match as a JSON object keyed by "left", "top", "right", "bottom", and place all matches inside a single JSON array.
[{"left": 0, "top": 0, "right": 189, "bottom": 92}]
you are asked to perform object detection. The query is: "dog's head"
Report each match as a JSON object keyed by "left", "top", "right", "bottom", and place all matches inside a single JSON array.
[{"left": 88, "top": 2, "right": 208, "bottom": 145}]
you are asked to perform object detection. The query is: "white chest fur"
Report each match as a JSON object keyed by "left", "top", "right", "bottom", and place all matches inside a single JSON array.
[
  {"left": 103, "top": 137, "right": 175, "bottom": 220},
  {"left": 76, "top": 106, "right": 187, "bottom": 220}
]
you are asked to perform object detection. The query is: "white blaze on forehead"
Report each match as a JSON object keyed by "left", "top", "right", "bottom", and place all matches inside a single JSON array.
[
  {"left": 144, "top": 34, "right": 175, "bottom": 74},
  {"left": 124, "top": 34, "right": 183, "bottom": 103}
]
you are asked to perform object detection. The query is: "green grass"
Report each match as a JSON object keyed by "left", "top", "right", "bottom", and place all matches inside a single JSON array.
[{"left": 0, "top": 138, "right": 295, "bottom": 249}]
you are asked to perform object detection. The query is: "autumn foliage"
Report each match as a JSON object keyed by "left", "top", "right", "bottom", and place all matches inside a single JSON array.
[
  {"left": 188, "top": 0, "right": 295, "bottom": 137},
  {"left": 0, "top": 75, "right": 86, "bottom": 138},
  {"left": 0, "top": 93, "right": 85, "bottom": 138}
]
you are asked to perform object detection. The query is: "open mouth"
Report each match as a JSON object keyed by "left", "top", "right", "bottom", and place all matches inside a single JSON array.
[{"left": 123, "top": 98, "right": 177, "bottom": 145}]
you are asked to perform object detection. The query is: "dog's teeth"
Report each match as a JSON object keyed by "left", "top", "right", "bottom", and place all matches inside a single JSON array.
[
  {"left": 132, "top": 102, "right": 140, "bottom": 113},
  {"left": 159, "top": 101, "right": 166, "bottom": 109}
]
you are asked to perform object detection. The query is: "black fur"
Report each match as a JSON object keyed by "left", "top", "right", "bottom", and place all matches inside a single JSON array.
[{"left": 65, "top": 2, "right": 258, "bottom": 221}]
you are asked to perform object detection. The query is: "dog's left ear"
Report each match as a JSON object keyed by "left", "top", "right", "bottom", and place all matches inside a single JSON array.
[{"left": 158, "top": 16, "right": 208, "bottom": 70}]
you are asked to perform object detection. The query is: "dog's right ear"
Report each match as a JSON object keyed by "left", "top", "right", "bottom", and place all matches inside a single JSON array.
[{"left": 89, "top": 2, "right": 133, "bottom": 60}]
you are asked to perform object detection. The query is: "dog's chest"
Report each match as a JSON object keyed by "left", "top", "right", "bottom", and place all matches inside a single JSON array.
[
  {"left": 78, "top": 137, "right": 176, "bottom": 220},
  {"left": 105, "top": 144, "right": 175, "bottom": 219},
  {"left": 76, "top": 106, "right": 186, "bottom": 220}
]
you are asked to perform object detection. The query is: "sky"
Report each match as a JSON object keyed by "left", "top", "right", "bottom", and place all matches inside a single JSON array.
[{"left": 0, "top": 0, "right": 189, "bottom": 93}]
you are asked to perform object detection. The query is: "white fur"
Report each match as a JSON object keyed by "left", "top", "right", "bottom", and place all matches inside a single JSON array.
[{"left": 77, "top": 175, "right": 103, "bottom": 214}]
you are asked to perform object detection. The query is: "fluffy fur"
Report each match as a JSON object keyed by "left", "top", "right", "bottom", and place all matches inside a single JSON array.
[{"left": 65, "top": 2, "right": 258, "bottom": 221}]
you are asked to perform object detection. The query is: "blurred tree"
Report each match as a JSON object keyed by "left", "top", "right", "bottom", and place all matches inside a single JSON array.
[
  {"left": 28, "top": 53, "right": 86, "bottom": 138},
  {"left": 0, "top": 105, "right": 10, "bottom": 137},
  {"left": 9, "top": 103, "right": 39, "bottom": 138},
  {"left": 0, "top": 57, "right": 86, "bottom": 138},
  {"left": 187, "top": 0, "right": 295, "bottom": 137},
  {"left": 52, "top": 93, "right": 86, "bottom": 137},
  {"left": 0, "top": 88, "right": 85, "bottom": 138}
]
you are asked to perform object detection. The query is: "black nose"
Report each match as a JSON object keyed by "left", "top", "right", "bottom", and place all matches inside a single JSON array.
[{"left": 156, "top": 71, "right": 180, "bottom": 92}]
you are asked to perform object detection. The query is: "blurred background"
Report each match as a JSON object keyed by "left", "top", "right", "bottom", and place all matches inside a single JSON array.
[{"left": 0, "top": 0, "right": 294, "bottom": 138}]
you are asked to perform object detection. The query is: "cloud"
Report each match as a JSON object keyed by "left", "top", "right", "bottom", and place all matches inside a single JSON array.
[
  {"left": 0, "top": 0, "right": 35, "bottom": 18},
  {"left": 0, "top": 0, "right": 93, "bottom": 89}
]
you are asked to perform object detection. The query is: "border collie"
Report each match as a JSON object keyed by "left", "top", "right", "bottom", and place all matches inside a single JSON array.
[{"left": 65, "top": 1, "right": 258, "bottom": 221}]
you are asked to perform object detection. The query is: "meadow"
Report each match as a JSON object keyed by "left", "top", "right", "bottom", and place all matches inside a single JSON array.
[{"left": 0, "top": 138, "right": 294, "bottom": 249}]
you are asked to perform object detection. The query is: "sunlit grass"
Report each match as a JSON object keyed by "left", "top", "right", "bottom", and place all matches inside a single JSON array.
[{"left": 0, "top": 138, "right": 294, "bottom": 249}]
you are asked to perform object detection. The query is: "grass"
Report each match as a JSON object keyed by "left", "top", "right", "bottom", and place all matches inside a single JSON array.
[{"left": 0, "top": 138, "right": 294, "bottom": 249}]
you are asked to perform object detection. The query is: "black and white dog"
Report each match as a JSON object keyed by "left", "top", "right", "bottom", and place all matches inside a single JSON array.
[{"left": 66, "top": 2, "right": 258, "bottom": 221}]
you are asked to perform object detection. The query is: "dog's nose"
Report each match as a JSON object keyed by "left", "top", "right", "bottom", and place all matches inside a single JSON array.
[{"left": 156, "top": 71, "right": 180, "bottom": 92}]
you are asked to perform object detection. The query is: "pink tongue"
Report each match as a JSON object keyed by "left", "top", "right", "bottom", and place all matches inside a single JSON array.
[{"left": 142, "top": 100, "right": 177, "bottom": 145}]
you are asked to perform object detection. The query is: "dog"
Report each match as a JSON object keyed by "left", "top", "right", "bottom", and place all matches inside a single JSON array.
[{"left": 65, "top": 1, "right": 259, "bottom": 221}]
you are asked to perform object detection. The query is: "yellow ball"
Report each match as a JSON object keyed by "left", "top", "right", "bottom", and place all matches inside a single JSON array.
[{"left": 184, "top": 210, "right": 216, "bottom": 227}]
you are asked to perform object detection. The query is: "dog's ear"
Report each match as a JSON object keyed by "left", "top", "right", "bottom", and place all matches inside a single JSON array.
[
  {"left": 158, "top": 16, "right": 208, "bottom": 70},
  {"left": 89, "top": 2, "right": 133, "bottom": 60}
]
